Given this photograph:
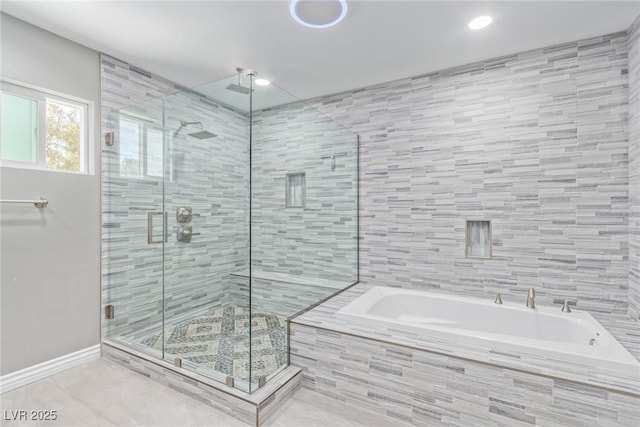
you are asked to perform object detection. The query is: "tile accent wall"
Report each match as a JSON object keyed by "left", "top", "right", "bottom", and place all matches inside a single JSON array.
[
  {"left": 628, "top": 16, "right": 640, "bottom": 321},
  {"left": 163, "top": 91, "right": 249, "bottom": 323},
  {"left": 101, "top": 55, "right": 249, "bottom": 339},
  {"left": 292, "top": 284, "right": 639, "bottom": 395},
  {"left": 227, "top": 274, "right": 348, "bottom": 317},
  {"left": 287, "top": 27, "right": 640, "bottom": 427},
  {"left": 101, "top": 55, "right": 359, "bottom": 341},
  {"left": 290, "top": 322, "right": 640, "bottom": 427},
  {"left": 251, "top": 102, "right": 358, "bottom": 286},
  {"left": 295, "top": 32, "right": 635, "bottom": 331}
]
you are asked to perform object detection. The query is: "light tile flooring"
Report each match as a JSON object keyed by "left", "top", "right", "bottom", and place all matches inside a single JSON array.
[{"left": 0, "top": 359, "right": 411, "bottom": 427}]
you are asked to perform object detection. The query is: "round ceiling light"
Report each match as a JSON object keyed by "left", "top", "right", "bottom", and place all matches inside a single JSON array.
[
  {"left": 255, "top": 78, "right": 271, "bottom": 86},
  {"left": 468, "top": 15, "right": 492, "bottom": 30},
  {"left": 290, "top": 0, "right": 348, "bottom": 29}
]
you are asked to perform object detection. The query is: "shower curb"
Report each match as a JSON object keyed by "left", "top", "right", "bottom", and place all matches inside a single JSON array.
[{"left": 102, "top": 341, "right": 301, "bottom": 427}]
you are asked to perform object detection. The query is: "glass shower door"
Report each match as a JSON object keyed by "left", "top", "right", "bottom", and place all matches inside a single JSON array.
[
  {"left": 103, "top": 70, "right": 359, "bottom": 394},
  {"left": 249, "top": 85, "right": 359, "bottom": 386},
  {"left": 160, "top": 77, "right": 253, "bottom": 391},
  {"left": 103, "top": 97, "right": 166, "bottom": 360},
  {"left": 104, "top": 75, "right": 256, "bottom": 392}
]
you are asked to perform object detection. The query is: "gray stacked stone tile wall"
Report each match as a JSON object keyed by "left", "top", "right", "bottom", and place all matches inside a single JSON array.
[
  {"left": 162, "top": 91, "right": 250, "bottom": 323},
  {"left": 101, "top": 55, "right": 250, "bottom": 339},
  {"left": 628, "top": 16, "right": 640, "bottom": 321},
  {"left": 290, "top": 322, "right": 640, "bottom": 427},
  {"left": 101, "top": 55, "right": 359, "bottom": 340},
  {"left": 286, "top": 24, "right": 640, "bottom": 427},
  {"left": 293, "top": 32, "right": 635, "bottom": 331},
  {"left": 251, "top": 102, "right": 358, "bottom": 288}
]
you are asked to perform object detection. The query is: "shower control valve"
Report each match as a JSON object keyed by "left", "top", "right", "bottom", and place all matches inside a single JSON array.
[
  {"left": 177, "top": 226, "right": 200, "bottom": 242},
  {"left": 176, "top": 207, "right": 192, "bottom": 223}
]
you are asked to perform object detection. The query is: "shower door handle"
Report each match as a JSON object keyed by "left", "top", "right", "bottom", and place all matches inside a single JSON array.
[{"left": 147, "top": 212, "right": 168, "bottom": 244}]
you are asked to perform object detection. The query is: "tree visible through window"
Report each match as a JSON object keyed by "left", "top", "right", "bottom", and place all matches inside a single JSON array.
[
  {"left": 0, "top": 81, "right": 90, "bottom": 173},
  {"left": 46, "top": 101, "right": 81, "bottom": 172}
]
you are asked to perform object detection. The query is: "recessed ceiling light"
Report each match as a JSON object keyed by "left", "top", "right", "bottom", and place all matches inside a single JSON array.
[
  {"left": 469, "top": 15, "right": 492, "bottom": 30},
  {"left": 290, "top": 0, "right": 348, "bottom": 29},
  {"left": 255, "top": 78, "right": 271, "bottom": 87}
]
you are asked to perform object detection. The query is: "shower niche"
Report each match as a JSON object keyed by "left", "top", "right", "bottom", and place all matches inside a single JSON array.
[
  {"left": 466, "top": 219, "right": 491, "bottom": 259},
  {"left": 285, "top": 172, "right": 306, "bottom": 207},
  {"left": 101, "top": 66, "right": 358, "bottom": 396}
]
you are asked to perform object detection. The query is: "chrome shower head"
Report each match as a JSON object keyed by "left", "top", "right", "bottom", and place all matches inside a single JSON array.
[
  {"left": 187, "top": 130, "right": 217, "bottom": 140},
  {"left": 225, "top": 83, "right": 253, "bottom": 94},
  {"left": 173, "top": 120, "right": 215, "bottom": 139},
  {"left": 225, "top": 67, "right": 254, "bottom": 95}
]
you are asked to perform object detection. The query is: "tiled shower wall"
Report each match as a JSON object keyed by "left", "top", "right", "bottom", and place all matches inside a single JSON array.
[
  {"left": 251, "top": 103, "right": 358, "bottom": 286},
  {"left": 629, "top": 17, "right": 640, "bottom": 321},
  {"left": 300, "top": 32, "right": 634, "bottom": 325},
  {"left": 101, "top": 55, "right": 359, "bottom": 337},
  {"left": 101, "top": 55, "right": 249, "bottom": 338},
  {"left": 163, "top": 91, "right": 250, "bottom": 324}
]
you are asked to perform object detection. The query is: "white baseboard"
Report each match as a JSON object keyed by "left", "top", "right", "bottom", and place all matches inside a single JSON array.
[{"left": 0, "top": 345, "right": 101, "bottom": 394}]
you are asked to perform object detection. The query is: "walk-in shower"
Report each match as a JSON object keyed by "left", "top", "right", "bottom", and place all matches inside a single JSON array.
[{"left": 101, "top": 68, "right": 358, "bottom": 393}]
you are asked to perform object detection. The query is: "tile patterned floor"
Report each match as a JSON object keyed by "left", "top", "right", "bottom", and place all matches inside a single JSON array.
[
  {"left": 138, "top": 306, "right": 288, "bottom": 383},
  {"left": 1, "top": 359, "right": 412, "bottom": 427}
]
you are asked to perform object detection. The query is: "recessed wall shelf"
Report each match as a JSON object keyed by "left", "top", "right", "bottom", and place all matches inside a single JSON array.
[
  {"left": 286, "top": 172, "right": 306, "bottom": 208},
  {"left": 465, "top": 220, "right": 491, "bottom": 259}
]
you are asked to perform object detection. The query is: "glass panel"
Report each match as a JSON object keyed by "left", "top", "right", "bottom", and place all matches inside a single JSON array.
[
  {"left": 145, "top": 128, "right": 163, "bottom": 177},
  {"left": 161, "top": 75, "right": 252, "bottom": 391},
  {"left": 250, "top": 79, "right": 358, "bottom": 388},
  {"left": 102, "top": 71, "right": 358, "bottom": 395},
  {"left": 118, "top": 118, "right": 142, "bottom": 177},
  {"left": 0, "top": 93, "right": 38, "bottom": 163},
  {"left": 46, "top": 100, "right": 82, "bottom": 172},
  {"left": 103, "top": 96, "right": 165, "bottom": 361}
]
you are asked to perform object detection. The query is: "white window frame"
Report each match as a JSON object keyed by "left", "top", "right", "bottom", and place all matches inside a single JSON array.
[{"left": 0, "top": 78, "right": 94, "bottom": 175}]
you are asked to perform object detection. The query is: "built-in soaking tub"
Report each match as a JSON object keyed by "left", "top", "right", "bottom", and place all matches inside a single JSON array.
[{"left": 336, "top": 286, "right": 640, "bottom": 391}]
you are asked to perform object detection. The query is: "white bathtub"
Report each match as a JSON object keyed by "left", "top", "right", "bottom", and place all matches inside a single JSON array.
[{"left": 337, "top": 286, "right": 640, "bottom": 376}]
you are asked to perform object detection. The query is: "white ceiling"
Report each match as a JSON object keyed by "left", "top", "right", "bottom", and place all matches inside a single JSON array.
[{"left": 3, "top": 1, "right": 640, "bottom": 106}]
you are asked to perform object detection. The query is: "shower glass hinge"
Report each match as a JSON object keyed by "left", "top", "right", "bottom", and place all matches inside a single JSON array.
[
  {"left": 174, "top": 358, "right": 182, "bottom": 368},
  {"left": 225, "top": 376, "right": 234, "bottom": 387},
  {"left": 104, "top": 305, "right": 114, "bottom": 319},
  {"left": 258, "top": 376, "right": 267, "bottom": 387},
  {"left": 104, "top": 131, "right": 115, "bottom": 147}
]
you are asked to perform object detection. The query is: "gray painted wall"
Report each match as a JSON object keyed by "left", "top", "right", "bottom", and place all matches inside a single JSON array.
[
  {"left": 0, "top": 13, "right": 101, "bottom": 375},
  {"left": 629, "top": 16, "right": 640, "bottom": 321},
  {"left": 298, "top": 31, "right": 637, "bottom": 342}
]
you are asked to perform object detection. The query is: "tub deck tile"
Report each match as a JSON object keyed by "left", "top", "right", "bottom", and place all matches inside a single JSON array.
[
  {"left": 291, "top": 283, "right": 640, "bottom": 395},
  {"left": 290, "top": 289, "right": 640, "bottom": 426}
]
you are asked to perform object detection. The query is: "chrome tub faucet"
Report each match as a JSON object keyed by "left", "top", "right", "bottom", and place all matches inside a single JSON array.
[{"left": 526, "top": 288, "right": 536, "bottom": 309}]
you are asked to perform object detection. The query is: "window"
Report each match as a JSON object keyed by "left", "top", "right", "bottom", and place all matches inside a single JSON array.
[
  {"left": 0, "top": 81, "right": 91, "bottom": 173},
  {"left": 118, "top": 117, "right": 163, "bottom": 178}
]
